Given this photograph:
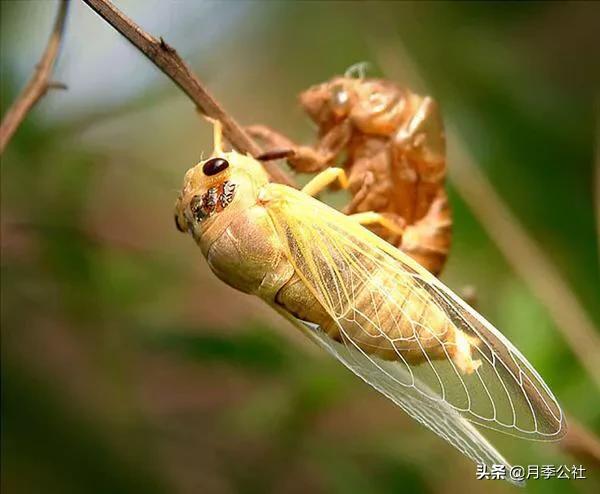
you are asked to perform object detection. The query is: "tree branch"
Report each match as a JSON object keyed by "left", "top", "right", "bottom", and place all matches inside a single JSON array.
[
  {"left": 81, "top": 0, "right": 294, "bottom": 186},
  {"left": 0, "top": 0, "right": 70, "bottom": 154}
]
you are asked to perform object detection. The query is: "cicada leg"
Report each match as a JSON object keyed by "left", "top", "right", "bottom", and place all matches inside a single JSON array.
[
  {"left": 347, "top": 211, "right": 405, "bottom": 237},
  {"left": 246, "top": 124, "right": 296, "bottom": 151},
  {"left": 249, "top": 122, "right": 352, "bottom": 173},
  {"left": 247, "top": 124, "right": 330, "bottom": 173},
  {"left": 302, "top": 168, "right": 406, "bottom": 239},
  {"left": 342, "top": 170, "right": 375, "bottom": 214},
  {"left": 343, "top": 150, "right": 398, "bottom": 214},
  {"left": 301, "top": 167, "right": 349, "bottom": 196}
]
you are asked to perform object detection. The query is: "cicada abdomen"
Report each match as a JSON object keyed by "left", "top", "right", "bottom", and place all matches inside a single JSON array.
[{"left": 271, "top": 202, "right": 478, "bottom": 376}]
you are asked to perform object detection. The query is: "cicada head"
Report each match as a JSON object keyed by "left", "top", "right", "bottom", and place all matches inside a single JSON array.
[
  {"left": 300, "top": 75, "right": 406, "bottom": 134},
  {"left": 299, "top": 76, "right": 362, "bottom": 127},
  {"left": 174, "top": 120, "right": 269, "bottom": 237}
]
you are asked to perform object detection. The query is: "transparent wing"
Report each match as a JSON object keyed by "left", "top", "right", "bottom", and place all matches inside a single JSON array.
[
  {"left": 265, "top": 184, "right": 566, "bottom": 450},
  {"left": 291, "top": 317, "right": 518, "bottom": 480}
]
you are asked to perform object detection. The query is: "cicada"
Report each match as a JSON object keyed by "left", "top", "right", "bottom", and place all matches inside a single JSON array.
[
  {"left": 249, "top": 74, "right": 450, "bottom": 275},
  {"left": 175, "top": 121, "right": 566, "bottom": 482}
]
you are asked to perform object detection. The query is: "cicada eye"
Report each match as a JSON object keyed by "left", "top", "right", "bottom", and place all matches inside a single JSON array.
[
  {"left": 332, "top": 85, "right": 349, "bottom": 107},
  {"left": 203, "top": 157, "right": 229, "bottom": 176},
  {"left": 190, "top": 194, "right": 207, "bottom": 222},
  {"left": 331, "top": 85, "right": 350, "bottom": 116}
]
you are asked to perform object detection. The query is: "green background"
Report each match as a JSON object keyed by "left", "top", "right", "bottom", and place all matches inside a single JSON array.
[{"left": 1, "top": 1, "right": 599, "bottom": 493}]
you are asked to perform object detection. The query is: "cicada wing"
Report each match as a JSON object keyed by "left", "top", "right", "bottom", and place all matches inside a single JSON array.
[
  {"left": 293, "top": 317, "right": 521, "bottom": 482},
  {"left": 265, "top": 184, "right": 565, "bottom": 446}
]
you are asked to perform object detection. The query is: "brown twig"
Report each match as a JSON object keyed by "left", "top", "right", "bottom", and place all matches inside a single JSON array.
[
  {"left": 0, "top": 0, "right": 70, "bottom": 154},
  {"left": 81, "top": 0, "right": 294, "bottom": 187}
]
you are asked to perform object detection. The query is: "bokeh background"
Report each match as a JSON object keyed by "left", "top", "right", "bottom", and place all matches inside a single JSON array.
[{"left": 2, "top": 1, "right": 599, "bottom": 493}]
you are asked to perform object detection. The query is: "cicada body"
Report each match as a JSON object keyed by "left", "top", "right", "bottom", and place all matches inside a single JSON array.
[
  {"left": 249, "top": 76, "right": 451, "bottom": 275},
  {"left": 175, "top": 122, "right": 566, "bottom": 483}
]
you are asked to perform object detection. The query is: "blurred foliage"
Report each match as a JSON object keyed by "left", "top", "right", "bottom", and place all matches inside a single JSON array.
[{"left": 1, "top": 1, "right": 599, "bottom": 493}]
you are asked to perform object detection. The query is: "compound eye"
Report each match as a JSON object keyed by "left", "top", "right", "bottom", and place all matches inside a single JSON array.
[
  {"left": 333, "top": 86, "right": 349, "bottom": 106},
  {"left": 189, "top": 194, "right": 207, "bottom": 222},
  {"left": 331, "top": 85, "right": 350, "bottom": 116},
  {"left": 203, "top": 157, "right": 229, "bottom": 176}
]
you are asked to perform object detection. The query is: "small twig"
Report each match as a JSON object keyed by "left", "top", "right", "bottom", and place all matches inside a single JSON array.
[
  {"left": 81, "top": 0, "right": 294, "bottom": 187},
  {"left": 0, "top": 0, "right": 70, "bottom": 154}
]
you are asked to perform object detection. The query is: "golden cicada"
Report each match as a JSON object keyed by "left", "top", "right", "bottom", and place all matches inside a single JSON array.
[{"left": 174, "top": 121, "right": 566, "bottom": 482}]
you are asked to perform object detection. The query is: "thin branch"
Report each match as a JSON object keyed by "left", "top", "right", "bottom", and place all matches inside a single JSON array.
[
  {"left": 81, "top": 0, "right": 294, "bottom": 187},
  {"left": 0, "top": 0, "right": 70, "bottom": 154}
]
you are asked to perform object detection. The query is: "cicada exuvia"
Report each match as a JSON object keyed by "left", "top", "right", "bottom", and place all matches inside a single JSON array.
[
  {"left": 174, "top": 121, "right": 566, "bottom": 484},
  {"left": 249, "top": 73, "right": 450, "bottom": 276}
]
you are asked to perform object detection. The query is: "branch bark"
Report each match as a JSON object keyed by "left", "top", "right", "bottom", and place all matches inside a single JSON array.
[
  {"left": 81, "top": 0, "right": 294, "bottom": 186},
  {"left": 0, "top": 0, "right": 70, "bottom": 154}
]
